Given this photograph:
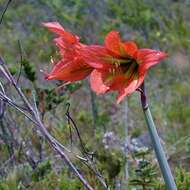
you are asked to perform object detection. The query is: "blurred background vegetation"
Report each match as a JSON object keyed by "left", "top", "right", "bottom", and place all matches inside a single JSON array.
[{"left": 0, "top": 0, "right": 190, "bottom": 189}]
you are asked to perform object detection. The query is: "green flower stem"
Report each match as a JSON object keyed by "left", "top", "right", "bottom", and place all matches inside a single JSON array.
[{"left": 139, "top": 83, "right": 177, "bottom": 190}]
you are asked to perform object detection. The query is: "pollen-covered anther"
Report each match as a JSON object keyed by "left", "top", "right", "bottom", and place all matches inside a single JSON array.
[
  {"left": 115, "top": 61, "right": 121, "bottom": 67},
  {"left": 50, "top": 56, "right": 54, "bottom": 64},
  {"left": 109, "top": 68, "right": 116, "bottom": 74},
  {"left": 112, "top": 68, "right": 116, "bottom": 74}
]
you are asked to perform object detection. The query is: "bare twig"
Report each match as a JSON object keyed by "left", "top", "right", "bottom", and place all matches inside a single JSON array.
[
  {"left": 0, "top": 57, "right": 109, "bottom": 190},
  {"left": 65, "top": 103, "right": 94, "bottom": 157},
  {"left": 0, "top": 0, "right": 12, "bottom": 25},
  {"left": 0, "top": 82, "right": 5, "bottom": 118},
  {"left": 17, "top": 40, "right": 23, "bottom": 84},
  {"left": 0, "top": 58, "right": 94, "bottom": 190},
  {"left": 65, "top": 103, "right": 109, "bottom": 190}
]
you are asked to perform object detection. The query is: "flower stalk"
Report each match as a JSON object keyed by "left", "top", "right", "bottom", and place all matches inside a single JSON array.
[{"left": 139, "top": 83, "right": 177, "bottom": 190}]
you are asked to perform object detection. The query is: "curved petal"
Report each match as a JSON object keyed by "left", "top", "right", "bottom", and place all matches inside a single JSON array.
[
  {"left": 136, "top": 74, "right": 146, "bottom": 89},
  {"left": 124, "top": 41, "right": 138, "bottom": 57},
  {"left": 53, "top": 37, "right": 65, "bottom": 49},
  {"left": 137, "top": 49, "right": 167, "bottom": 74},
  {"left": 43, "top": 22, "right": 79, "bottom": 44},
  {"left": 116, "top": 74, "right": 146, "bottom": 104},
  {"left": 53, "top": 37, "right": 80, "bottom": 60},
  {"left": 105, "top": 31, "right": 122, "bottom": 56},
  {"left": 42, "top": 22, "right": 65, "bottom": 34},
  {"left": 90, "top": 70, "right": 110, "bottom": 94},
  {"left": 45, "top": 60, "right": 92, "bottom": 81},
  {"left": 90, "top": 66, "right": 128, "bottom": 94},
  {"left": 81, "top": 45, "right": 113, "bottom": 70},
  {"left": 105, "top": 31, "right": 138, "bottom": 58}
]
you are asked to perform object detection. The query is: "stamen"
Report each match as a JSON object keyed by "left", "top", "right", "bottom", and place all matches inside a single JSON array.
[
  {"left": 50, "top": 56, "right": 54, "bottom": 64},
  {"left": 125, "top": 62, "right": 138, "bottom": 78},
  {"left": 105, "top": 57, "right": 132, "bottom": 65}
]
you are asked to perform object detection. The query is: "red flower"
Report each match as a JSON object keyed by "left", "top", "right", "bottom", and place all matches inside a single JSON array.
[
  {"left": 43, "top": 22, "right": 93, "bottom": 82},
  {"left": 82, "top": 31, "right": 167, "bottom": 103}
]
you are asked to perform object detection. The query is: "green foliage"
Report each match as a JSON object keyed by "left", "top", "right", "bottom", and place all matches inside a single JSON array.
[
  {"left": 42, "top": 88, "right": 65, "bottom": 111},
  {"left": 167, "top": 82, "right": 190, "bottom": 141},
  {"left": 32, "top": 160, "right": 51, "bottom": 181},
  {"left": 9, "top": 66, "right": 17, "bottom": 75},
  {"left": 0, "top": 164, "right": 83, "bottom": 190},
  {"left": 29, "top": 171, "right": 58, "bottom": 190},
  {"left": 59, "top": 172, "right": 82, "bottom": 190},
  {"left": 77, "top": 110, "right": 92, "bottom": 123},
  {"left": 155, "top": 168, "right": 190, "bottom": 190},
  {"left": 96, "top": 112, "right": 110, "bottom": 127},
  {"left": 65, "top": 81, "right": 83, "bottom": 93},
  {"left": 175, "top": 168, "right": 190, "bottom": 190},
  {"left": 0, "top": 164, "right": 32, "bottom": 190},
  {"left": 168, "top": 101, "right": 190, "bottom": 127},
  {"left": 107, "top": 0, "right": 158, "bottom": 30},
  {"left": 131, "top": 128, "right": 142, "bottom": 138},
  {"left": 185, "top": 138, "right": 190, "bottom": 160},
  {"left": 96, "top": 148, "right": 125, "bottom": 184},
  {"left": 22, "top": 59, "right": 36, "bottom": 82},
  {"left": 130, "top": 150, "right": 158, "bottom": 190}
]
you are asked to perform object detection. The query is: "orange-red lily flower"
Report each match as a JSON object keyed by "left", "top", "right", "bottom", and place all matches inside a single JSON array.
[
  {"left": 82, "top": 31, "right": 167, "bottom": 103},
  {"left": 43, "top": 22, "right": 93, "bottom": 82}
]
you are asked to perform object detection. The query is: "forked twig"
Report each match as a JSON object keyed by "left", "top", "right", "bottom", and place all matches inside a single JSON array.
[
  {"left": 0, "top": 58, "right": 94, "bottom": 190},
  {"left": 0, "top": 57, "right": 109, "bottom": 190}
]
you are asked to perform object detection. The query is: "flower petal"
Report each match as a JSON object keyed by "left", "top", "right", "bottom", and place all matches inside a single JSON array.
[
  {"left": 90, "top": 70, "right": 110, "bottom": 94},
  {"left": 105, "top": 30, "right": 122, "bottom": 56},
  {"left": 43, "top": 22, "right": 78, "bottom": 44},
  {"left": 137, "top": 49, "right": 167, "bottom": 74},
  {"left": 81, "top": 45, "right": 113, "bottom": 70},
  {"left": 53, "top": 37, "right": 80, "bottom": 60},
  {"left": 42, "top": 22, "right": 65, "bottom": 34},
  {"left": 45, "top": 60, "right": 92, "bottom": 82},
  {"left": 136, "top": 74, "right": 146, "bottom": 89},
  {"left": 116, "top": 74, "right": 146, "bottom": 104},
  {"left": 108, "top": 75, "right": 127, "bottom": 91},
  {"left": 124, "top": 41, "right": 138, "bottom": 57}
]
